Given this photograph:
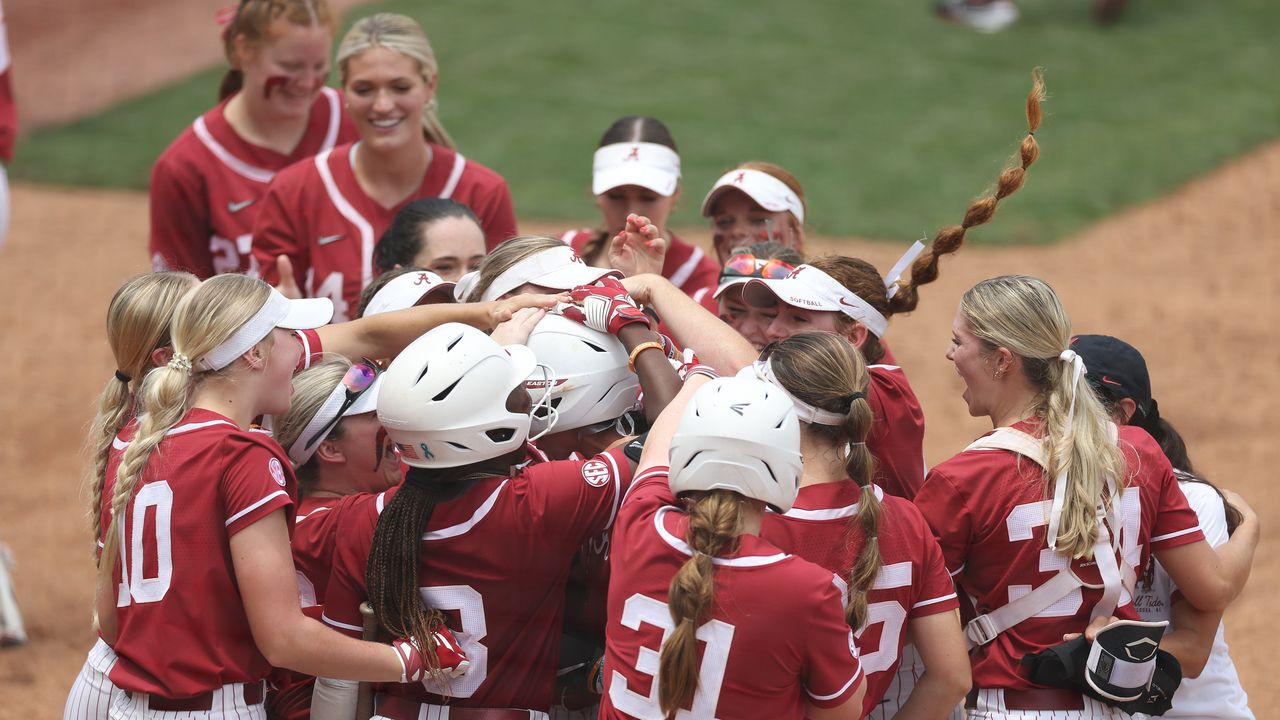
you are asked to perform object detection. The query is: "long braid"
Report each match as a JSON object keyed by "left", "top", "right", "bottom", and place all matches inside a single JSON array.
[
  {"left": 889, "top": 68, "right": 1047, "bottom": 314},
  {"left": 659, "top": 490, "right": 743, "bottom": 714}
]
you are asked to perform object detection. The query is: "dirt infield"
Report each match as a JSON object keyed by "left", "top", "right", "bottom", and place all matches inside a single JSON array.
[
  {"left": 0, "top": 140, "right": 1276, "bottom": 715},
  {"left": 1, "top": 0, "right": 1276, "bottom": 715}
]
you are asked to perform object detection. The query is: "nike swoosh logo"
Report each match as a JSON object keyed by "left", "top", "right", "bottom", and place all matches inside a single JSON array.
[
  {"left": 318, "top": 234, "right": 344, "bottom": 246},
  {"left": 227, "top": 199, "right": 255, "bottom": 213}
]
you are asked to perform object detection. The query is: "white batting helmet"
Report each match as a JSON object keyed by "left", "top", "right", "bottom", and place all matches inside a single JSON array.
[
  {"left": 524, "top": 314, "right": 640, "bottom": 436},
  {"left": 669, "top": 376, "right": 803, "bottom": 512},
  {"left": 377, "top": 323, "right": 536, "bottom": 468}
]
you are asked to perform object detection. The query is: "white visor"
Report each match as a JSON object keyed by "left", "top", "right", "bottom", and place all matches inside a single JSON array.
[
  {"left": 738, "top": 359, "right": 846, "bottom": 426},
  {"left": 713, "top": 276, "right": 753, "bottom": 300},
  {"left": 592, "top": 142, "right": 681, "bottom": 197},
  {"left": 480, "top": 246, "right": 618, "bottom": 302},
  {"left": 287, "top": 375, "right": 383, "bottom": 466},
  {"left": 364, "top": 271, "right": 456, "bottom": 317},
  {"left": 700, "top": 168, "right": 805, "bottom": 224},
  {"left": 197, "top": 289, "right": 333, "bottom": 371},
  {"left": 742, "top": 264, "right": 888, "bottom": 338}
]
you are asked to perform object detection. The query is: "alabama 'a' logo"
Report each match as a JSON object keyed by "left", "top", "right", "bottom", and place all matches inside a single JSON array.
[{"left": 623, "top": 146, "right": 641, "bottom": 161}]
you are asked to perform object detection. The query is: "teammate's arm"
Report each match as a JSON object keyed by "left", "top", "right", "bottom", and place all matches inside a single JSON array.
[
  {"left": 229, "top": 509, "right": 408, "bottom": 681},
  {"left": 315, "top": 293, "right": 565, "bottom": 360},
  {"left": 805, "top": 696, "right": 863, "bottom": 720},
  {"left": 1155, "top": 495, "right": 1258, "bottom": 613},
  {"left": 636, "top": 373, "right": 712, "bottom": 474},
  {"left": 892, "top": 609, "right": 971, "bottom": 720},
  {"left": 622, "top": 273, "right": 758, "bottom": 375}
]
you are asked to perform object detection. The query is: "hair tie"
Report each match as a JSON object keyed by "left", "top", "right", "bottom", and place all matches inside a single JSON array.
[
  {"left": 114, "top": 370, "right": 132, "bottom": 384},
  {"left": 839, "top": 390, "right": 866, "bottom": 412},
  {"left": 166, "top": 353, "right": 193, "bottom": 375}
]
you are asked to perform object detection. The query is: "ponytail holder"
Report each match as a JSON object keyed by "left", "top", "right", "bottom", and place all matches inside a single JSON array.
[
  {"left": 1045, "top": 348, "right": 1088, "bottom": 552},
  {"left": 884, "top": 239, "right": 926, "bottom": 300},
  {"left": 215, "top": 4, "right": 240, "bottom": 26},
  {"left": 166, "top": 353, "right": 194, "bottom": 375},
  {"left": 839, "top": 390, "right": 866, "bottom": 412},
  {"left": 114, "top": 370, "right": 132, "bottom": 384}
]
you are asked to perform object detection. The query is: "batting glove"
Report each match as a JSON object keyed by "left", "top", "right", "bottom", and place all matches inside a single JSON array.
[
  {"left": 392, "top": 628, "right": 472, "bottom": 684},
  {"left": 560, "top": 278, "right": 650, "bottom": 335}
]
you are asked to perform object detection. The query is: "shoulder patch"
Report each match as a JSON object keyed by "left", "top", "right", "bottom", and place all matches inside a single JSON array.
[
  {"left": 269, "top": 457, "right": 287, "bottom": 487},
  {"left": 581, "top": 458, "right": 612, "bottom": 488}
]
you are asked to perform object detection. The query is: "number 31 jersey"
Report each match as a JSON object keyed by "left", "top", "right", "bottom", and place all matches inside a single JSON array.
[
  {"left": 105, "top": 408, "right": 297, "bottom": 698},
  {"left": 601, "top": 467, "right": 865, "bottom": 720}
]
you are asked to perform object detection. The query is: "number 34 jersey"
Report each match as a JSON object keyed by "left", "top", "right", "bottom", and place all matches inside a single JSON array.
[
  {"left": 322, "top": 448, "right": 631, "bottom": 710},
  {"left": 601, "top": 467, "right": 865, "bottom": 720},
  {"left": 104, "top": 408, "right": 298, "bottom": 698}
]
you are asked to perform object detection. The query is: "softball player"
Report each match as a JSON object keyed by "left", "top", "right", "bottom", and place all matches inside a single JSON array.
[
  {"left": 316, "top": 321, "right": 643, "bottom": 718},
  {"left": 560, "top": 116, "right": 720, "bottom": 310},
  {"left": 913, "top": 275, "right": 1260, "bottom": 718},
  {"left": 89, "top": 274, "right": 462, "bottom": 718},
  {"left": 1071, "top": 334, "right": 1255, "bottom": 718},
  {"left": 460, "top": 234, "right": 619, "bottom": 304},
  {"left": 754, "top": 332, "right": 970, "bottom": 719},
  {"left": 0, "top": 0, "right": 15, "bottom": 249},
  {"left": 601, "top": 374, "right": 865, "bottom": 720},
  {"left": 253, "top": 13, "right": 518, "bottom": 321},
  {"left": 373, "top": 198, "right": 486, "bottom": 282},
  {"left": 149, "top": 0, "right": 357, "bottom": 278},
  {"left": 711, "top": 240, "right": 802, "bottom": 350},
  {"left": 700, "top": 161, "right": 807, "bottom": 264}
]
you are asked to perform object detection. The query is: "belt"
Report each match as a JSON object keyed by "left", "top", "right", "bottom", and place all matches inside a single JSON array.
[
  {"left": 966, "top": 687, "right": 1085, "bottom": 711},
  {"left": 375, "top": 694, "right": 548, "bottom": 720},
  {"left": 127, "top": 681, "right": 266, "bottom": 712}
]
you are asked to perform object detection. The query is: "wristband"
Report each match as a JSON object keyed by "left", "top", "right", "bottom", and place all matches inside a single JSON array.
[{"left": 628, "top": 341, "right": 665, "bottom": 373}]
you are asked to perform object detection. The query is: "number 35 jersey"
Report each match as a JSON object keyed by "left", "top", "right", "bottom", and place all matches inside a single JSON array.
[
  {"left": 322, "top": 448, "right": 631, "bottom": 710},
  {"left": 105, "top": 408, "right": 298, "bottom": 698},
  {"left": 601, "top": 467, "right": 865, "bottom": 720}
]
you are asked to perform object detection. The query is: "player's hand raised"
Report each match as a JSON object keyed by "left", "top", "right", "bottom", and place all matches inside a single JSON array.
[
  {"left": 273, "top": 255, "right": 303, "bottom": 299},
  {"left": 608, "top": 213, "right": 667, "bottom": 278}
]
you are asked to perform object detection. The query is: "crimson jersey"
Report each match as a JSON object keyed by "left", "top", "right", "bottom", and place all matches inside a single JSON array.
[
  {"left": 562, "top": 229, "right": 720, "bottom": 313},
  {"left": 322, "top": 448, "right": 632, "bottom": 710},
  {"left": 761, "top": 482, "right": 957, "bottom": 717},
  {"left": 914, "top": 422, "right": 1204, "bottom": 690},
  {"left": 253, "top": 142, "right": 518, "bottom": 320},
  {"left": 149, "top": 88, "right": 356, "bottom": 278},
  {"left": 866, "top": 364, "right": 926, "bottom": 500},
  {"left": 601, "top": 466, "right": 864, "bottom": 720},
  {"left": 106, "top": 409, "right": 297, "bottom": 697},
  {"left": 0, "top": 0, "right": 15, "bottom": 164}
]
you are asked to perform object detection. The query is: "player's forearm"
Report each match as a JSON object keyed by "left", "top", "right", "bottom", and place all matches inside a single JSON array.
[
  {"left": 638, "top": 274, "right": 756, "bottom": 374},
  {"left": 320, "top": 303, "right": 491, "bottom": 360},
  {"left": 265, "top": 615, "right": 403, "bottom": 682},
  {"left": 617, "top": 323, "right": 681, "bottom": 425},
  {"left": 892, "top": 668, "right": 972, "bottom": 720},
  {"left": 1214, "top": 506, "right": 1258, "bottom": 603}
]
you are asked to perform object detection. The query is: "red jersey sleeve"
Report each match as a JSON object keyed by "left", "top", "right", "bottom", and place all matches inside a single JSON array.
[
  {"left": 219, "top": 435, "right": 295, "bottom": 536},
  {"left": 319, "top": 492, "right": 383, "bottom": 638},
  {"left": 149, "top": 154, "right": 215, "bottom": 277},
  {"left": 908, "top": 505, "right": 961, "bottom": 617},
  {"left": 802, "top": 576, "right": 865, "bottom": 708},
  {"left": 1149, "top": 463, "right": 1204, "bottom": 550},
  {"left": 912, "top": 467, "right": 973, "bottom": 576},
  {"left": 521, "top": 448, "right": 633, "bottom": 546},
  {"left": 474, "top": 178, "right": 518, "bottom": 251},
  {"left": 251, "top": 174, "right": 309, "bottom": 289}
]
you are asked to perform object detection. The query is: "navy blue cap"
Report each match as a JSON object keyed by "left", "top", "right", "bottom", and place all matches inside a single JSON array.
[{"left": 1069, "top": 334, "right": 1160, "bottom": 426}]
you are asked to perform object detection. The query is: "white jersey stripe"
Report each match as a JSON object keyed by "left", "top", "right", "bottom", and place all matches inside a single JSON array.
[
  {"left": 224, "top": 490, "right": 289, "bottom": 528},
  {"left": 912, "top": 592, "right": 958, "bottom": 610},
  {"left": 806, "top": 664, "right": 863, "bottom": 702},
  {"left": 315, "top": 146, "right": 376, "bottom": 288},
  {"left": 192, "top": 117, "right": 275, "bottom": 184},
  {"left": 319, "top": 87, "right": 342, "bottom": 152},
  {"left": 653, "top": 506, "right": 790, "bottom": 567},
  {"left": 1150, "top": 525, "right": 1201, "bottom": 543},
  {"left": 601, "top": 452, "right": 623, "bottom": 531},
  {"left": 440, "top": 153, "right": 467, "bottom": 199},
  {"left": 422, "top": 480, "right": 508, "bottom": 541},
  {"left": 322, "top": 612, "right": 364, "bottom": 633},
  {"left": 668, "top": 245, "right": 704, "bottom": 288}
]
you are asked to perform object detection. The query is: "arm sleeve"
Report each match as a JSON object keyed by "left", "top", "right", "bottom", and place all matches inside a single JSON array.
[
  {"left": 149, "top": 155, "right": 214, "bottom": 277},
  {"left": 802, "top": 576, "right": 865, "bottom": 708},
  {"left": 912, "top": 468, "right": 973, "bottom": 576},
  {"left": 251, "top": 178, "right": 309, "bottom": 289},
  {"left": 476, "top": 177, "right": 518, "bottom": 252},
  {"left": 220, "top": 437, "right": 294, "bottom": 537}
]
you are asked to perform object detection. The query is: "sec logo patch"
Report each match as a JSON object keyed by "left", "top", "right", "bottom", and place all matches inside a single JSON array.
[
  {"left": 581, "top": 459, "right": 611, "bottom": 488},
  {"left": 269, "top": 457, "right": 287, "bottom": 487}
]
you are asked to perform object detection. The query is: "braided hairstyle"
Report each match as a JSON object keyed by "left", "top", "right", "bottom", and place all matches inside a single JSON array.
[
  {"left": 765, "top": 332, "right": 879, "bottom": 627},
  {"left": 219, "top": 0, "right": 336, "bottom": 100},
  {"left": 85, "top": 272, "right": 198, "bottom": 559},
  {"left": 658, "top": 489, "right": 745, "bottom": 714},
  {"left": 812, "top": 69, "right": 1047, "bottom": 358}
]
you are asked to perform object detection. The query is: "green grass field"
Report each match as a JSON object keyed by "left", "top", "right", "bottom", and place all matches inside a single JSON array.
[{"left": 12, "top": 0, "right": 1279, "bottom": 243}]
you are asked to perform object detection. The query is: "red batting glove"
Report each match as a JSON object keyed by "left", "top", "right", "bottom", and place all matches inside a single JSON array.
[
  {"left": 561, "top": 278, "right": 651, "bottom": 335},
  {"left": 392, "top": 627, "right": 472, "bottom": 684}
]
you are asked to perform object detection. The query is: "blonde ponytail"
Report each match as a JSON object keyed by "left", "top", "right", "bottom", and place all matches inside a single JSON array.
[
  {"left": 86, "top": 272, "right": 197, "bottom": 558},
  {"left": 960, "top": 275, "right": 1125, "bottom": 558}
]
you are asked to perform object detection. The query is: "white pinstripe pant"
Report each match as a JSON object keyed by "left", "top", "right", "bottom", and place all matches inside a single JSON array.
[
  {"left": 967, "top": 688, "right": 1125, "bottom": 720},
  {"left": 107, "top": 683, "right": 266, "bottom": 720},
  {"left": 64, "top": 638, "right": 120, "bottom": 720}
]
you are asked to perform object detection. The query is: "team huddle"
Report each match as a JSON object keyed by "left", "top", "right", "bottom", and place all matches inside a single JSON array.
[{"left": 62, "top": 2, "right": 1260, "bottom": 720}]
